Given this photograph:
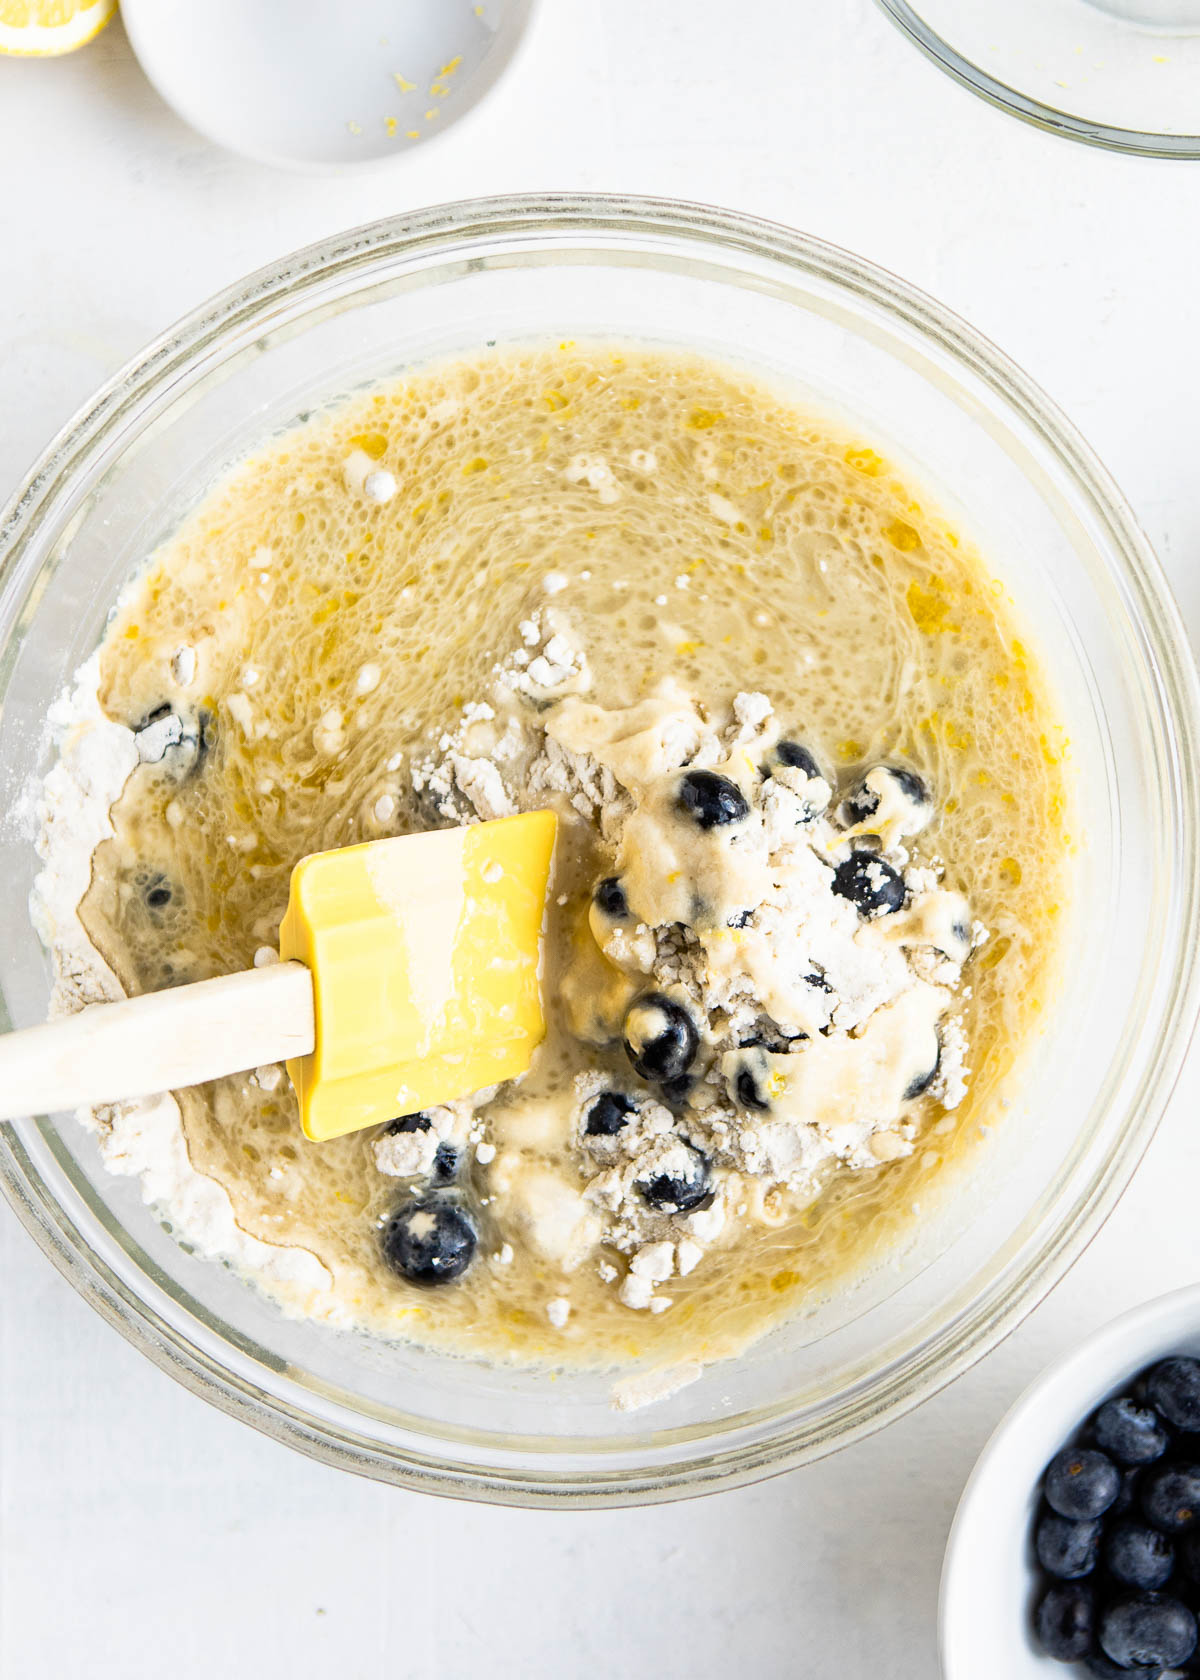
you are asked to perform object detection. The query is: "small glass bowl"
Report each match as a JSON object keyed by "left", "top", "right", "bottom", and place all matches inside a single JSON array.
[
  {"left": 0, "top": 194, "right": 1196, "bottom": 1507},
  {"left": 876, "top": 0, "right": 1200, "bottom": 158}
]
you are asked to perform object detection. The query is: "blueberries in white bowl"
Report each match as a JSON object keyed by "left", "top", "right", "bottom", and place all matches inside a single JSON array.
[{"left": 1030, "top": 1354, "right": 1200, "bottom": 1674}]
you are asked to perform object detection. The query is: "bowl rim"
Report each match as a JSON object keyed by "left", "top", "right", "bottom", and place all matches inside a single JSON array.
[
  {"left": 872, "top": 0, "right": 1200, "bottom": 160},
  {"left": 2, "top": 192, "right": 1199, "bottom": 1506},
  {"left": 938, "top": 1282, "right": 1200, "bottom": 1675}
]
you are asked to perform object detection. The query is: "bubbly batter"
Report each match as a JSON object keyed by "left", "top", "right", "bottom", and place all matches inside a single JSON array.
[{"left": 36, "top": 344, "right": 1072, "bottom": 1371}]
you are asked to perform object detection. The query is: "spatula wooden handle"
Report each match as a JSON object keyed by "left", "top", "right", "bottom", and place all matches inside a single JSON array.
[{"left": 0, "top": 961, "right": 314, "bottom": 1123}]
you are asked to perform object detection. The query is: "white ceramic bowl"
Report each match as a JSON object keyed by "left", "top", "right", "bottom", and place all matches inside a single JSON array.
[
  {"left": 941, "top": 1284, "right": 1200, "bottom": 1676},
  {"left": 121, "top": 0, "right": 538, "bottom": 172}
]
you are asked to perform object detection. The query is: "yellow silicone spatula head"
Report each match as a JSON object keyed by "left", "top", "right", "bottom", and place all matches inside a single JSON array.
[{"left": 278, "top": 809, "right": 557, "bottom": 1141}]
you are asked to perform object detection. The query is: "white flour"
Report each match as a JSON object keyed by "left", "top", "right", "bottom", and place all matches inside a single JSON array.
[{"left": 30, "top": 655, "right": 333, "bottom": 1313}]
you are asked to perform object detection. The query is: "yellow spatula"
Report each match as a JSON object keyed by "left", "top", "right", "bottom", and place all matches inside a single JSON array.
[{"left": 0, "top": 810, "right": 557, "bottom": 1136}]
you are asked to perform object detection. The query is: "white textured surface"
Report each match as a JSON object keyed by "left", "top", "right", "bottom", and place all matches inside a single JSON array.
[{"left": 1, "top": 5, "right": 1199, "bottom": 1675}]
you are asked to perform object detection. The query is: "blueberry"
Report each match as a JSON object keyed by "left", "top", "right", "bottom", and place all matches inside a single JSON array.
[
  {"left": 738, "top": 1030, "right": 799, "bottom": 1053},
  {"left": 841, "top": 763, "right": 930, "bottom": 829},
  {"left": 1082, "top": 1654, "right": 1159, "bottom": 1679},
  {"left": 385, "top": 1112, "right": 431, "bottom": 1134},
  {"left": 134, "top": 703, "right": 184, "bottom": 757},
  {"left": 380, "top": 1194, "right": 476, "bottom": 1285},
  {"left": 637, "top": 1140, "right": 712, "bottom": 1214},
  {"left": 134, "top": 703, "right": 212, "bottom": 778},
  {"left": 623, "top": 994, "right": 699, "bottom": 1084},
  {"left": 1180, "top": 1531, "right": 1200, "bottom": 1584},
  {"left": 831, "top": 851, "right": 907, "bottom": 917},
  {"left": 1094, "top": 1396, "right": 1171, "bottom": 1467},
  {"left": 773, "top": 741, "right": 823, "bottom": 780},
  {"left": 659, "top": 1074, "right": 694, "bottom": 1107},
  {"left": 903, "top": 1035, "right": 941, "bottom": 1102},
  {"left": 1044, "top": 1447, "right": 1122, "bottom": 1520},
  {"left": 724, "top": 1047, "right": 773, "bottom": 1113},
  {"left": 841, "top": 782, "right": 880, "bottom": 828},
  {"left": 727, "top": 909, "right": 754, "bottom": 929},
  {"left": 1035, "top": 1511, "right": 1103, "bottom": 1579},
  {"left": 593, "top": 877, "right": 629, "bottom": 920},
  {"left": 1034, "top": 1582, "right": 1095, "bottom": 1662},
  {"left": 761, "top": 742, "right": 829, "bottom": 818},
  {"left": 1099, "top": 1592, "right": 1197, "bottom": 1670},
  {"left": 1105, "top": 1520, "right": 1176, "bottom": 1590},
  {"left": 735, "top": 1066, "right": 770, "bottom": 1112},
  {"left": 1113, "top": 1466, "right": 1145, "bottom": 1519},
  {"left": 889, "top": 765, "right": 930, "bottom": 805},
  {"left": 677, "top": 770, "right": 750, "bottom": 829},
  {"left": 1148, "top": 1359, "right": 1200, "bottom": 1432},
  {"left": 140, "top": 870, "right": 174, "bottom": 911},
  {"left": 584, "top": 1092, "right": 637, "bottom": 1137},
  {"left": 1141, "top": 1462, "right": 1200, "bottom": 1533},
  {"left": 430, "top": 1143, "right": 459, "bottom": 1184}
]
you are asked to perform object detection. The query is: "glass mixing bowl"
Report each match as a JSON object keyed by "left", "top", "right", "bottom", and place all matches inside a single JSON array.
[
  {"left": 875, "top": 0, "right": 1200, "bottom": 158},
  {"left": 0, "top": 194, "right": 1196, "bottom": 1507}
]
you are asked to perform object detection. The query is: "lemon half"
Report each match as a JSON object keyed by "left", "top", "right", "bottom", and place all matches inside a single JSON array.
[{"left": 0, "top": 0, "right": 116, "bottom": 56}]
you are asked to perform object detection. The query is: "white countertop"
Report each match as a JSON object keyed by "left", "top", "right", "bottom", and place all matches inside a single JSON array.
[{"left": 2, "top": 5, "right": 1199, "bottom": 1675}]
